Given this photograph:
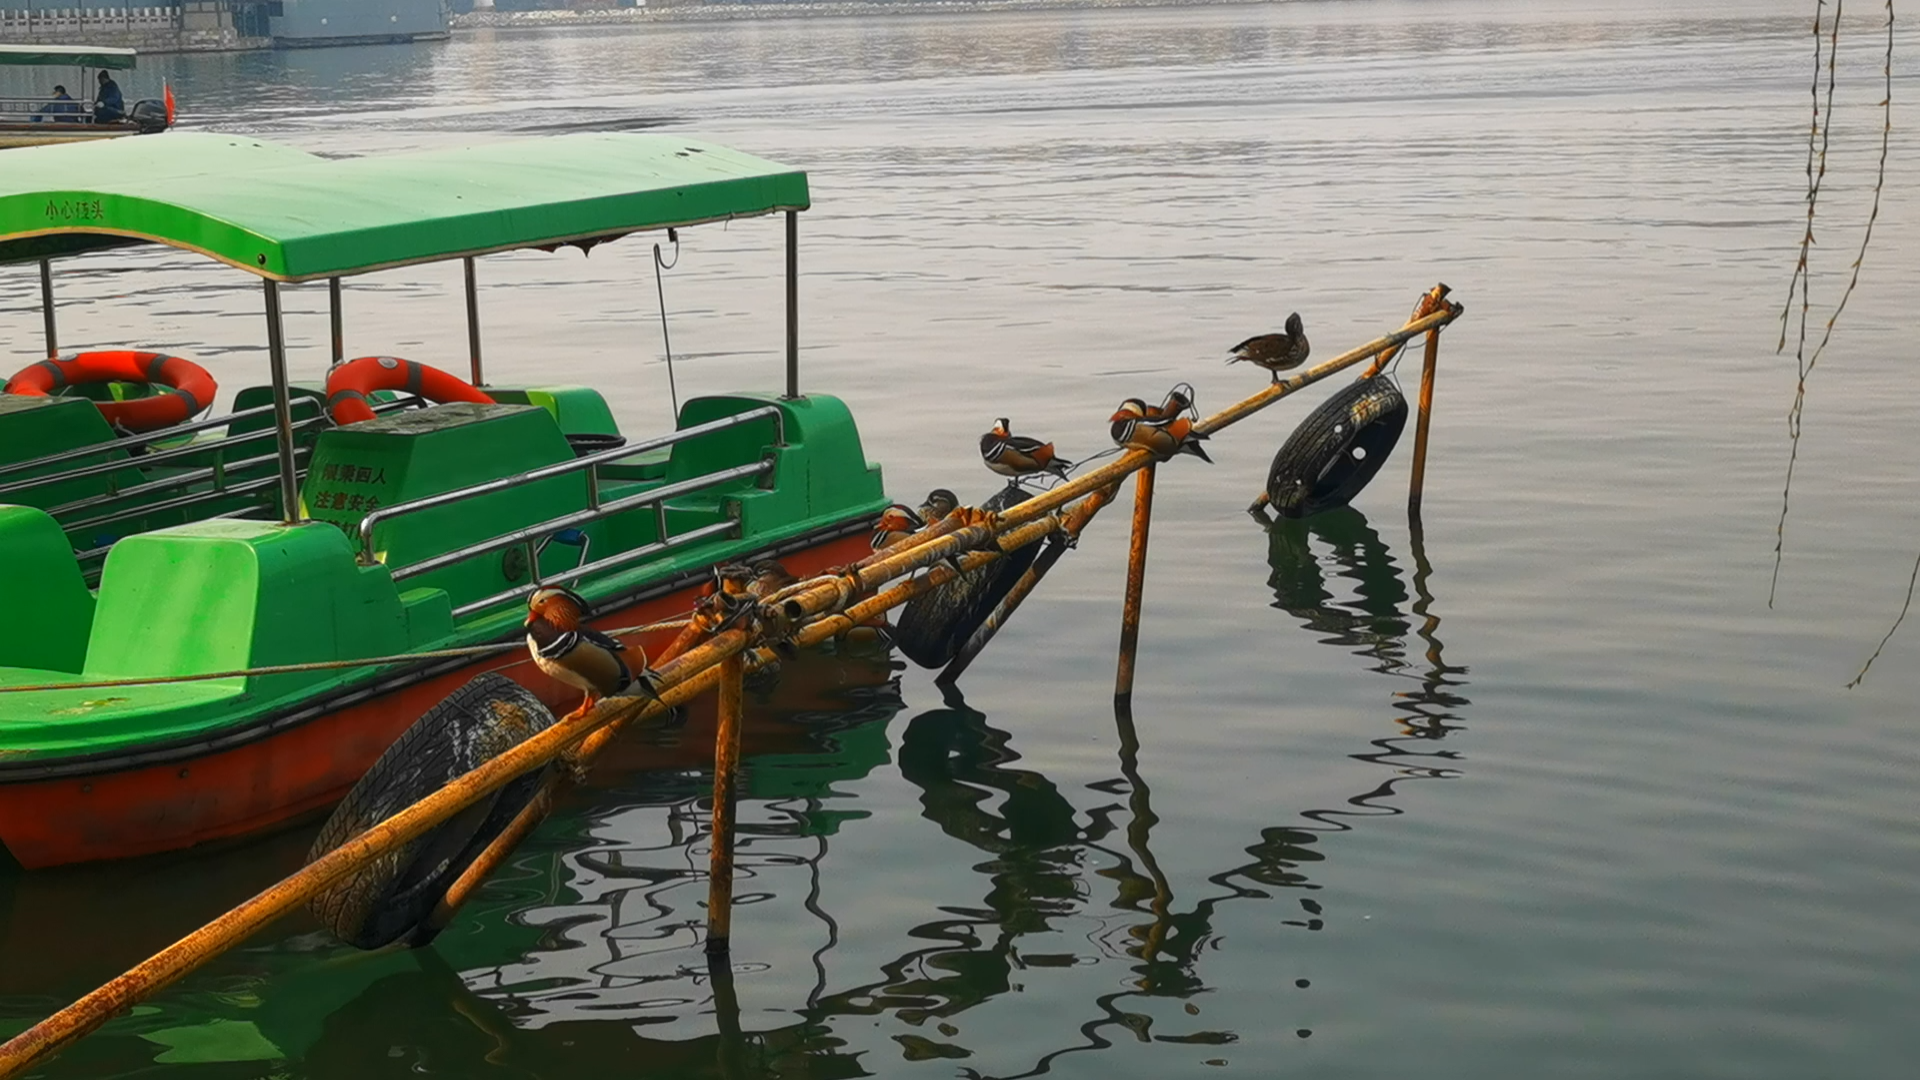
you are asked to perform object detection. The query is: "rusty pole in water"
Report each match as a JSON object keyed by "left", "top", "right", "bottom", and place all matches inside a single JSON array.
[
  {"left": 0, "top": 291, "right": 1465, "bottom": 1080},
  {"left": 1114, "top": 464, "right": 1157, "bottom": 700},
  {"left": 1407, "top": 323, "right": 1442, "bottom": 518},
  {"left": 706, "top": 652, "right": 746, "bottom": 955}
]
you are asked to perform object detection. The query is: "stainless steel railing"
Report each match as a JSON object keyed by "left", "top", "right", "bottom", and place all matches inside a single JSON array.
[
  {"left": 0, "top": 396, "right": 327, "bottom": 488},
  {"left": 356, "top": 405, "right": 786, "bottom": 564}
]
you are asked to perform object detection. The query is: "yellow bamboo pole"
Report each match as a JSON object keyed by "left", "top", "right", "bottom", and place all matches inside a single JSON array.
[
  {"left": 706, "top": 652, "right": 746, "bottom": 955},
  {"left": 1407, "top": 322, "right": 1443, "bottom": 518},
  {"left": 0, "top": 291, "right": 1463, "bottom": 1080},
  {"left": 1114, "top": 465, "right": 1157, "bottom": 700}
]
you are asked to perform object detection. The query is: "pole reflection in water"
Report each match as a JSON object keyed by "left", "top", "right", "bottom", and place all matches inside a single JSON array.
[{"left": 0, "top": 514, "right": 1469, "bottom": 1077}]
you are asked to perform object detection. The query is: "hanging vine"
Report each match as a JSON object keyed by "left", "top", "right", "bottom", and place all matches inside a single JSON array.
[{"left": 1768, "top": 2, "right": 1897, "bottom": 683}]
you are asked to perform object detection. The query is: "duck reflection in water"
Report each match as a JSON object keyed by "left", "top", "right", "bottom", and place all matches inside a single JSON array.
[{"left": 4, "top": 520, "right": 1477, "bottom": 1079}]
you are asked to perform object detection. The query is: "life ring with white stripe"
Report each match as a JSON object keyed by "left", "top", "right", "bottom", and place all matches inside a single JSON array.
[
  {"left": 3, "top": 350, "right": 218, "bottom": 433},
  {"left": 324, "top": 356, "right": 494, "bottom": 425}
]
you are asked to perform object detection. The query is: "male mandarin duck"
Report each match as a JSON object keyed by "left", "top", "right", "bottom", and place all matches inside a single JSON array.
[
  {"left": 980, "top": 418, "right": 1072, "bottom": 486},
  {"left": 524, "top": 586, "right": 657, "bottom": 712},
  {"left": 1110, "top": 398, "right": 1213, "bottom": 462},
  {"left": 871, "top": 503, "right": 927, "bottom": 550},
  {"left": 1145, "top": 384, "right": 1196, "bottom": 425},
  {"left": 1228, "top": 313, "right": 1311, "bottom": 383}
]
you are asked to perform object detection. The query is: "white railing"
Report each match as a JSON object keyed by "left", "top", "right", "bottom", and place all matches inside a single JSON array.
[{"left": 0, "top": 8, "right": 180, "bottom": 31}]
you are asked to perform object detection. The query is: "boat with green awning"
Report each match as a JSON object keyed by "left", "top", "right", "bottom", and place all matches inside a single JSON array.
[{"left": 0, "top": 132, "right": 891, "bottom": 870}]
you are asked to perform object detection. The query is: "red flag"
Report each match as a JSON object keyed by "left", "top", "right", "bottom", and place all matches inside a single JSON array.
[{"left": 164, "top": 83, "right": 176, "bottom": 126}]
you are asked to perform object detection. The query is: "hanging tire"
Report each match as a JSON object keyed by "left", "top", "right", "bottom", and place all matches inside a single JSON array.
[
  {"left": 1265, "top": 376, "right": 1408, "bottom": 519},
  {"left": 306, "top": 673, "right": 558, "bottom": 950},
  {"left": 892, "top": 485, "right": 1043, "bottom": 668}
]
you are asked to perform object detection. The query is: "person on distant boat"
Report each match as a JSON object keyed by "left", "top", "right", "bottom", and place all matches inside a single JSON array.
[
  {"left": 93, "top": 71, "right": 125, "bottom": 124},
  {"left": 33, "top": 86, "right": 83, "bottom": 124}
]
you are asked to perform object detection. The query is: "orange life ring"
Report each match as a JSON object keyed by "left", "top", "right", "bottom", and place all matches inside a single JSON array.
[
  {"left": 3, "top": 350, "right": 218, "bottom": 433},
  {"left": 324, "top": 356, "right": 495, "bottom": 425}
]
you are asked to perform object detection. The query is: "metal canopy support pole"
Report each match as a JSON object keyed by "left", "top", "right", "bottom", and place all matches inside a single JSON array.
[
  {"left": 262, "top": 281, "right": 301, "bottom": 524},
  {"left": 784, "top": 210, "right": 799, "bottom": 400},
  {"left": 328, "top": 277, "right": 343, "bottom": 366},
  {"left": 706, "top": 652, "right": 746, "bottom": 956},
  {"left": 38, "top": 259, "right": 57, "bottom": 360},
  {"left": 464, "top": 256, "right": 483, "bottom": 387}
]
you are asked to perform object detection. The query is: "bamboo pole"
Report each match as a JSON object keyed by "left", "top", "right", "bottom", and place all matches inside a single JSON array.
[
  {"left": 1114, "top": 465, "right": 1156, "bottom": 700},
  {"left": 1407, "top": 323, "right": 1443, "bottom": 518},
  {"left": 706, "top": 653, "right": 746, "bottom": 955},
  {"left": 0, "top": 292, "right": 1462, "bottom": 1080}
]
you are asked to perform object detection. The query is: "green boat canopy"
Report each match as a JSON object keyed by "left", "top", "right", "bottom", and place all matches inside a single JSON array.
[
  {"left": 0, "top": 131, "right": 811, "bottom": 281},
  {"left": 0, "top": 44, "right": 139, "bottom": 70}
]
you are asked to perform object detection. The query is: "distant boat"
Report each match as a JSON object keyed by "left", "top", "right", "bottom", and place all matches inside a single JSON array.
[{"left": 0, "top": 44, "right": 173, "bottom": 150}]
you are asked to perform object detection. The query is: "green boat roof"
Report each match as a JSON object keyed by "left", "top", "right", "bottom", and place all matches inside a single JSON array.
[
  {"left": 0, "top": 44, "right": 138, "bottom": 70},
  {"left": 0, "top": 131, "right": 811, "bottom": 281}
]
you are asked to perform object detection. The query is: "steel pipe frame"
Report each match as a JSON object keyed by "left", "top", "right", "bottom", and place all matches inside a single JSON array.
[
  {"left": 0, "top": 400, "right": 329, "bottom": 491},
  {"left": 393, "top": 460, "right": 767, "bottom": 583},
  {"left": 784, "top": 210, "right": 799, "bottom": 400},
  {"left": 0, "top": 291, "right": 1463, "bottom": 1080},
  {"left": 329, "top": 277, "right": 344, "bottom": 367},
  {"left": 464, "top": 257, "right": 483, "bottom": 387},
  {"left": 39, "top": 258, "right": 56, "bottom": 360},
  {"left": 357, "top": 405, "right": 786, "bottom": 563},
  {"left": 261, "top": 281, "right": 302, "bottom": 524}
]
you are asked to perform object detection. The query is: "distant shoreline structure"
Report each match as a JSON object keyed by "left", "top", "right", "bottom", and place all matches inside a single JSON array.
[{"left": 454, "top": 0, "right": 1261, "bottom": 31}]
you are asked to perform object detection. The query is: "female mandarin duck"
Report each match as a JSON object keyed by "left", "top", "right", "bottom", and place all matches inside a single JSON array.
[
  {"left": 1110, "top": 397, "right": 1213, "bottom": 462},
  {"left": 980, "top": 418, "right": 1072, "bottom": 486},
  {"left": 1228, "top": 312, "right": 1310, "bottom": 383},
  {"left": 525, "top": 586, "right": 657, "bottom": 713}
]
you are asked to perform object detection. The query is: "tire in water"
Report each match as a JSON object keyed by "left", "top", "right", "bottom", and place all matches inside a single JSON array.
[
  {"left": 1264, "top": 376, "right": 1408, "bottom": 519},
  {"left": 307, "top": 673, "right": 558, "bottom": 949},
  {"left": 892, "top": 485, "right": 1043, "bottom": 668}
]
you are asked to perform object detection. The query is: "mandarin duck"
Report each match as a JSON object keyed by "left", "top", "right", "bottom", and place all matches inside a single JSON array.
[
  {"left": 871, "top": 503, "right": 927, "bottom": 551},
  {"left": 1110, "top": 398, "right": 1213, "bottom": 462},
  {"left": 919, "top": 488, "right": 960, "bottom": 522},
  {"left": 1228, "top": 313, "right": 1311, "bottom": 383},
  {"left": 525, "top": 586, "right": 658, "bottom": 713},
  {"left": 980, "top": 418, "right": 1072, "bottom": 487}
]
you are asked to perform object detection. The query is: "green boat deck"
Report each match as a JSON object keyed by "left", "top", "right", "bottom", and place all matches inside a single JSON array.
[{"left": 0, "top": 390, "right": 887, "bottom": 763}]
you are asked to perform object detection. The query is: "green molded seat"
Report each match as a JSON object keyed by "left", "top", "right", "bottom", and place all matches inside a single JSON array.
[{"left": 0, "top": 504, "right": 95, "bottom": 673}]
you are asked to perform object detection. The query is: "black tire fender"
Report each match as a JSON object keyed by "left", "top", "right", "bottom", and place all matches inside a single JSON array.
[
  {"left": 1264, "top": 376, "right": 1409, "bottom": 519},
  {"left": 893, "top": 485, "right": 1043, "bottom": 668},
  {"left": 306, "top": 673, "right": 558, "bottom": 950}
]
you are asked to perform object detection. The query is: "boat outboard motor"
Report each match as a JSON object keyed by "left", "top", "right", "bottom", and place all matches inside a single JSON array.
[{"left": 129, "top": 99, "right": 169, "bottom": 134}]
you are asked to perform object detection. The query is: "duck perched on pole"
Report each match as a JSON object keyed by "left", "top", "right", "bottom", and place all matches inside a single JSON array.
[
  {"left": 1110, "top": 397, "right": 1212, "bottom": 462},
  {"left": 524, "top": 587, "right": 658, "bottom": 715},
  {"left": 980, "top": 418, "right": 1072, "bottom": 488},
  {"left": 1228, "top": 313, "right": 1311, "bottom": 383}
]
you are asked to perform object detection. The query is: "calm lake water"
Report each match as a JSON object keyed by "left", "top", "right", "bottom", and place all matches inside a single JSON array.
[{"left": 6, "top": 0, "right": 1920, "bottom": 1076}]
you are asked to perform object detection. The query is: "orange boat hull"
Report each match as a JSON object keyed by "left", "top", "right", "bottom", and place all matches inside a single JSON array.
[{"left": 0, "top": 531, "right": 872, "bottom": 870}]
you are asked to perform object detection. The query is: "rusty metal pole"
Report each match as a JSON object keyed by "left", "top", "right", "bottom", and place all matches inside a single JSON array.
[
  {"left": 464, "top": 256, "right": 483, "bottom": 387},
  {"left": 38, "top": 259, "right": 57, "bottom": 360},
  {"left": 1115, "top": 464, "right": 1156, "bottom": 701},
  {"left": 328, "top": 277, "right": 343, "bottom": 367},
  {"left": 706, "top": 651, "right": 746, "bottom": 955},
  {"left": 1406, "top": 325, "right": 1442, "bottom": 518}
]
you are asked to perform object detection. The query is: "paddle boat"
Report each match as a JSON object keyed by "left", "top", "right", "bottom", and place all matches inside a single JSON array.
[
  {"left": 0, "top": 131, "right": 890, "bottom": 869},
  {"left": 0, "top": 45, "right": 173, "bottom": 150}
]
